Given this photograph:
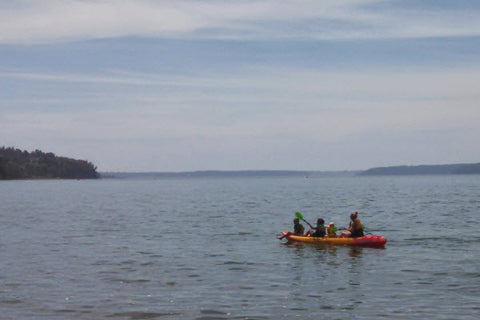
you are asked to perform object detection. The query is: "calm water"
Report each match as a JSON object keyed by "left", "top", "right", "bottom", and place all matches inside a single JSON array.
[{"left": 1, "top": 176, "right": 479, "bottom": 319}]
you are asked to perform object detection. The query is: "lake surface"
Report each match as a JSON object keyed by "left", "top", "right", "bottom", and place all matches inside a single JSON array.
[{"left": 1, "top": 175, "right": 479, "bottom": 319}]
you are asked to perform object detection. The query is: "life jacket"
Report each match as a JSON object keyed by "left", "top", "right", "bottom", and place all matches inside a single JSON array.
[
  {"left": 312, "top": 227, "right": 325, "bottom": 237},
  {"left": 327, "top": 226, "right": 337, "bottom": 237}
]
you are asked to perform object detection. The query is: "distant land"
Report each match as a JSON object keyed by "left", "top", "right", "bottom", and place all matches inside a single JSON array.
[
  {"left": 1, "top": 146, "right": 479, "bottom": 180},
  {"left": 360, "top": 163, "right": 480, "bottom": 176},
  {"left": 100, "top": 163, "right": 480, "bottom": 179},
  {"left": 99, "top": 170, "right": 360, "bottom": 179},
  {"left": 0, "top": 147, "right": 99, "bottom": 180}
]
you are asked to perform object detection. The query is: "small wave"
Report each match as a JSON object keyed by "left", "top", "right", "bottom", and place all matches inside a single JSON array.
[
  {"left": 188, "top": 274, "right": 201, "bottom": 278},
  {"left": 104, "top": 278, "right": 150, "bottom": 284},
  {"left": 237, "top": 286, "right": 254, "bottom": 290},
  {"left": 228, "top": 267, "right": 245, "bottom": 271},
  {"left": 196, "top": 309, "right": 230, "bottom": 320},
  {"left": 222, "top": 261, "right": 243, "bottom": 265},
  {"left": 200, "top": 309, "right": 228, "bottom": 315},
  {"left": 0, "top": 299, "right": 23, "bottom": 304},
  {"left": 236, "top": 231, "right": 253, "bottom": 236},
  {"left": 404, "top": 236, "right": 463, "bottom": 243},
  {"left": 138, "top": 251, "right": 153, "bottom": 255},
  {"left": 55, "top": 309, "right": 76, "bottom": 314},
  {"left": 222, "top": 261, "right": 255, "bottom": 266},
  {"left": 207, "top": 215, "right": 224, "bottom": 219},
  {"left": 106, "top": 311, "right": 179, "bottom": 319}
]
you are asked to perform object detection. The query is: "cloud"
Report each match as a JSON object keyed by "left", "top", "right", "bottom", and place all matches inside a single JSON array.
[
  {"left": 1, "top": 0, "right": 480, "bottom": 44},
  {"left": 2, "top": 65, "right": 480, "bottom": 101},
  {"left": 2, "top": 65, "right": 479, "bottom": 142}
]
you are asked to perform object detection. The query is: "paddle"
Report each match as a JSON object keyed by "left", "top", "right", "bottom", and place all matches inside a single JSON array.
[
  {"left": 295, "top": 212, "right": 313, "bottom": 229},
  {"left": 338, "top": 225, "right": 364, "bottom": 231}
]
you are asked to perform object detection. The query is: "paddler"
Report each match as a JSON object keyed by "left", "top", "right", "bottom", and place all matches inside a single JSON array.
[
  {"left": 340, "top": 211, "right": 364, "bottom": 238},
  {"left": 278, "top": 217, "right": 305, "bottom": 239},
  {"left": 305, "top": 218, "right": 326, "bottom": 237},
  {"left": 293, "top": 217, "right": 305, "bottom": 236}
]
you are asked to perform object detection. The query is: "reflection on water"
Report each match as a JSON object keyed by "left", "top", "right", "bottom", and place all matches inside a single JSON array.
[{"left": 280, "top": 237, "right": 397, "bottom": 317}]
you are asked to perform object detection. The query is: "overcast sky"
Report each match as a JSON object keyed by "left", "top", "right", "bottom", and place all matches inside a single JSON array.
[{"left": 1, "top": 0, "right": 480, "bottom": 172}]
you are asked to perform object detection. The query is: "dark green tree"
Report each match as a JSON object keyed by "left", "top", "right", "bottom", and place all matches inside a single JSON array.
[{"left": 0, "top": 147, "right": 99, "bottom": 180}]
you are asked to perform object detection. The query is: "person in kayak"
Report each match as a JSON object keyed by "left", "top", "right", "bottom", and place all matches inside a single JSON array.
[
  {"left": 326, "top": 222, "right": 337, "bottom": 238},
  {"left": 278, "top": 218, "right": 305, "bottom": 239},
  {"left": 349, "top": 212, "right": 364, "bottom": 238},
  {"left": 293, "top": 217, "right": 305, "bottom": 235},
  {"left": 306, "top": 218, "right": 326, "bottom": 237},
  {"left": 340, "top": 212, "right": 364, "bottom": 238}
]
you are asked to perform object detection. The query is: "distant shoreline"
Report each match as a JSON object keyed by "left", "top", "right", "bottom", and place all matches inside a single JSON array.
[
  {"left": 2, "top": 145, "right": 479, "bottom": 180},
  {"left": 99, "top": 170, "right": 360, "bottom": 179},
  {"left": 100, "top": 163, "right": 480, "bottom": 179},
  {"left": 359, "top": 163, "right": 480, "bottom": 176}
]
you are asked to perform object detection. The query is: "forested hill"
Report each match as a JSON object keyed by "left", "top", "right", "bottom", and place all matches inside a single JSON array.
[
  {"left": 360, "top": 163, "right": 480, "bottom": 176},
  {"left": 0, "top": 147, "right": 99, "bottom": 180}
]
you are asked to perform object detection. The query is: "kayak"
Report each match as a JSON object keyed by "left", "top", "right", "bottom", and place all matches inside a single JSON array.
[{"left": 280, "top": 231, "right": 387, "bottom": 247}]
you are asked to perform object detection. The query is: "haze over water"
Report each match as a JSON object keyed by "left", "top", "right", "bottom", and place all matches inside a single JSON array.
[{"left": 1, "top": 175, "right": 479, "bottom": 319}]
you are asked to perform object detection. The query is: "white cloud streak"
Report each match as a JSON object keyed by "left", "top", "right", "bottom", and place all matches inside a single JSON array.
[
  {"left": 1, "top": 0, "right": 480, "bottom": 44},
  {"left": 3, "top": 66, "right": 479, "bottom": 144},
  {"left": 2, "top": 66, "right": 480, "bottom": 101}
]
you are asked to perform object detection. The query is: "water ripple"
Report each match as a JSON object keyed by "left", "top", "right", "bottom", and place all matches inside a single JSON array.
[{"left": 1, "top": 177, "right": 480, "bottom": 319}]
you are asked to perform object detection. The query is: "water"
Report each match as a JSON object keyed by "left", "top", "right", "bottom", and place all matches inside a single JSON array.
[{"left": 1, "top": 175, "right": 479, "bottom": 319}]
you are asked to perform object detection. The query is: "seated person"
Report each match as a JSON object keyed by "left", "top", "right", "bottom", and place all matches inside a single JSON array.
[
  {"left": 326, "top": 222, "right": 337, "bottom": 238},
  {"left": 340, "top": 212, "right": 364, "bottom": 238},
  {"left": 348, "top": 211, "right": 364, "bottom": 238},
  {"left": 293, "top": 217, "right": 305, "bottom": 235},
  {"left": 306, "top": 218, "right": 326, "bottom": 237},
  {"left": 279, "top": 218, "right": 305, "bottom": 239}
]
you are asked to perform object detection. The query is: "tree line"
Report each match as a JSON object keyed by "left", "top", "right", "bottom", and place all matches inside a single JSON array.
[
  {"left": 0, "top": 147, "right": 99, "bottom": 180},
  {"left": 360, "top": 163, "right": 480, "bottom": 175}
]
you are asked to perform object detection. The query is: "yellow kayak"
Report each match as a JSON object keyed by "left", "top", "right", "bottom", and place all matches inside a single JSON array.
[{"left": 280, "top": 231, "right": 387, "bottom": 247}]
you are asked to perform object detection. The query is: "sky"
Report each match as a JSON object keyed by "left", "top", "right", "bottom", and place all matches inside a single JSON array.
[{"left": 1, "top": 0, "right": 480, "bottom": 172}]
